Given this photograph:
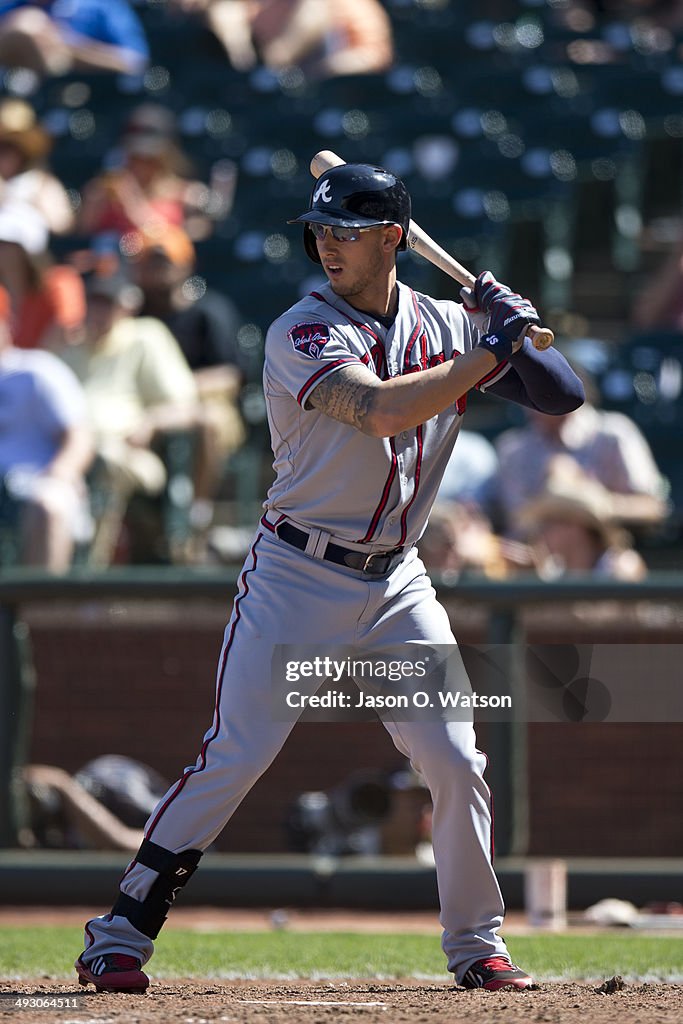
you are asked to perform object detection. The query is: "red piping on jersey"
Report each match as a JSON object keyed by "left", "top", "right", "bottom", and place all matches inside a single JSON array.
[
  {"left": 361, "top": 344, "right": 387, "bottom": 379},
  {"left": 311, "top": 288, "right": 423, "bottom": 543},
  {"left": 311, "top": 290, "right": 389, "bottom": 378},
  {"left": 391, "top": 291, "right": 425, "bottom": 543},
  {"left": 398, "top": 422, "right": 423, "bottom": 545},
  {"left": 297, "top": 357, "right": 360, "bottom": 407},
  {"left": 476, "top": 360, "right": 509, "bottom": 389},
  {"left": 359, "top": 435, "right": 398, "bottom": 543},
  {"left": 309, "top": 291, "right": 394, "bottom": 542},
  {"left": 402, "top": 290, "right": 423, "bottom": 372},
  {"left": 143, "top": 534, "right": 263, "bottom": 842},
  {"left": 260, "top": 513, "right": 285, "bottom": 534},
  {"left": 359, "top": 290, "right": 424, "bottom": 543}
]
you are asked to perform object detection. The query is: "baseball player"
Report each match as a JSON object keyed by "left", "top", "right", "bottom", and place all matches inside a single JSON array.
[{"left": 75, "top": 164, "right": 584, "bottom": 994}]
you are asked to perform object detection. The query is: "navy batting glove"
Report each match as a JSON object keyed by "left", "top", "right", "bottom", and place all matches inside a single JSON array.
[
  {"left": 472, "top": 270, "right": 514, "bottom": 314},
  {"left": 476, "top": 294, "right": 541, "bottom": 364}
]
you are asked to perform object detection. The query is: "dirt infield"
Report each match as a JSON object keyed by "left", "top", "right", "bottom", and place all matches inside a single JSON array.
[
  {"left": 1, "top": 978, "right": 683, "bottom": 1024},
  {"left": 2, "top": 910, "right": 682, "bottom": 1022}
]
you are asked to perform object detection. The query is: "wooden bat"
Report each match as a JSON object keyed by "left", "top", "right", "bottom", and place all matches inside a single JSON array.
[{"left": 309, "top": 149, "right": 554, "bottom": 352}]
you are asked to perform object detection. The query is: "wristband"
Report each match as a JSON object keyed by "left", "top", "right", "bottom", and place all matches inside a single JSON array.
[{"left": 476, "top": 332, "right": 514, "bottom": 364}]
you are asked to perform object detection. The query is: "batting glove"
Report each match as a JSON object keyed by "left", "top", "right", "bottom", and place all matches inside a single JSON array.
[
  {"left": 472, "top": 270, "right": 516, "bottom": 314},
  {"left": 461, "top": 270, "right": 525, "bottom": 329},
  {"left": 476, "top": 291, "right": 541, "bottom": 364}
]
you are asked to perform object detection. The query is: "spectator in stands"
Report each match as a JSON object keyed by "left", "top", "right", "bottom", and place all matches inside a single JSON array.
[
  {"left": 128, "top": 225, "right": 246, "bottom": 528},
  {"left": 632, "top": 231, "right": 683, "bottom": 331},
  {"left": 0, "top": 290, "right": 94, "bottom": 571},
  {"left": 0, "top": 98, "right": 74, "bottom": 235},
  {"left": 78, "top": 104, "right": 212, "bottom": 242},
  {"left": 57, "top": 269, "right": 199, "bottom": 504},
  {"left": 0, "top": 203, "right": 86, "bottom": 350},
  {"left": 172, "top": 0, "right": 394, "bottom": 80},
  {"left": 517, "top": 457, "right": 648, "bottom": 580},
  {"left": 495, "top": 393, "right": 667, "bottom": 535},
  {"left": 418, "top": 502, "right": 513, "bottom": 579},
  {"left": 436, "top": 430, "right": 500, "bottom": 521},
  {"left": 0, "top": 0, "right": 149, "bottom": 78}
]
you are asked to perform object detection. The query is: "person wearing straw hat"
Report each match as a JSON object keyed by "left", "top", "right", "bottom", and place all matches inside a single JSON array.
[
  {"left": 0, "top": 97, "right": 73, "bottom": 234},
  {"left": 516, "top": 455, "right": 647, "bottom": 580}
]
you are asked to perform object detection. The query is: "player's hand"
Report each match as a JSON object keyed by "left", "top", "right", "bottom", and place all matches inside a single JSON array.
[
  {"left": 471, "top": 270, "right": 516, "bottom": 314},
  {"left": 459, "top": 285, "right": 487, "bottom": 332},
  {"left": 475, "top": 286, "right": 541, "bottom": 364},
  {"left": 461, "top": 271, "right": 536, "bottom": 332}
]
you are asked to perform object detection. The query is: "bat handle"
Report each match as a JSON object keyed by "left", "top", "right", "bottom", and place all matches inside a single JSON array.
[{"left": 526, "top": 325, "right": 554, "bottom": 351}]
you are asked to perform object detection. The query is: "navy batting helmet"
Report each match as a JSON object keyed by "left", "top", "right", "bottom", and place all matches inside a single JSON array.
[{"left": 289, "top": 163, "right": 411, "bottom": 263}]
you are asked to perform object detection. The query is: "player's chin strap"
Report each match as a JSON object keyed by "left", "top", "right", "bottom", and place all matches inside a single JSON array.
[{"left": 110, "top": 838, "right": 203, "bottom": 939}]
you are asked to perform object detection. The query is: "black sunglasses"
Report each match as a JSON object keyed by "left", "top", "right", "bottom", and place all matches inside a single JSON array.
[{"left": 308, "top": 223, "right": 375, "bottom": 242}]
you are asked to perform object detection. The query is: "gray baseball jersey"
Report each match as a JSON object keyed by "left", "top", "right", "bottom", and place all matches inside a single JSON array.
[{"left": 263, "top": 279, "right": 507, "bottom": 548}]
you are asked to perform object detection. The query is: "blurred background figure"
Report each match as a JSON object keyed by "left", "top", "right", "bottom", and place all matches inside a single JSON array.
[
  {"left": 436, "top": 430, "right": 500, "bottom": 522},
  {"left": 171, "top": 0, "right": 394, "bottom": 80},
  {"left": 495, "top": 395, "right": 668, "bottom": 537},
  {"left": 78, "top": 104, "right": 214, "bottom": 243},
  {"left": 422, "top": 431, "right": 542, "bottom": 578},
  {"left": 286, "top": 770, "right": 393, "bottom": 856},
  {"left": 418, "top": 502, "right": 517, "bottom": 579},
  {"left": 23, "top": 755, "right": 169, "bottom": 850},
  {"left": 0, "top": 203, "right": 85, "bottom": 350},
  {"left": 517, "top": 457, "right": 648, "bottom": 580},
  {"left": 0, "top": 97, "right": 74, "bottom": 234},
  {"left": 560, "top": 0, "right": 683, "bottom": 30},
  {"left": 0, "top": 0, "right": 149, "bottom": 78},
  {"left": 128, "top": 225, "right": 247, "bottom": 533},
  {"left": 0, "top": 292, "right": 93, "bottom": 571},
  {"left": 54, "top": 270, "right": 200, "bottom": 563},
  {"left": 632, "top": 229, "right": 683, "bottom": 332}
]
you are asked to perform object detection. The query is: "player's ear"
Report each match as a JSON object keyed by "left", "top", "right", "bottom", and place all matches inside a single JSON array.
[{"left": 382, "top": 224, "right": 402, "bottom": 253}]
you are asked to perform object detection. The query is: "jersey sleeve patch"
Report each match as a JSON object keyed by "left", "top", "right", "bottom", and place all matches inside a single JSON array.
[{"left": 288, "top": 322, "right": 331, "bottom": 359}]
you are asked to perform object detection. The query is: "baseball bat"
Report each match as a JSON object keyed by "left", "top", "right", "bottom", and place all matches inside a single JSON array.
[{"left": 309, "top": 150, "right": 554, "bottom": 352}]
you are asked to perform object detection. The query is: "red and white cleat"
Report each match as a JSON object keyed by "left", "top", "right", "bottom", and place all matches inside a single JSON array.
[
  {"left": 461, "top": 956, "right": 534, "bottom": 991},
  {"left": 76, "top": 953, "right": 149, "bottom": 993}
]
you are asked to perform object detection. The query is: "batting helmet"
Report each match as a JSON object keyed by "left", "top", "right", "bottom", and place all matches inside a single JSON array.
[{"left": 289, "top": 163, "right": 411, "bottom": 263}]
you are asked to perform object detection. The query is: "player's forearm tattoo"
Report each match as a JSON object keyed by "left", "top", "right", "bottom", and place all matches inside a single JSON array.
[{"left": 308, "top": 364, "right": 380, "bottom": 431}]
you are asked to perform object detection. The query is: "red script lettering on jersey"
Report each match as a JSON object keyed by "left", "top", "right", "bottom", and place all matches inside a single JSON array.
[{"left": 289, "top": 323, "right": 331, "bottom": 359}]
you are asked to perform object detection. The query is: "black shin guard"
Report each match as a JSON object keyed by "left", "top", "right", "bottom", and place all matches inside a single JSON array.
[{"left": 111, "top": 839, "right": 203, "bottom": 939}]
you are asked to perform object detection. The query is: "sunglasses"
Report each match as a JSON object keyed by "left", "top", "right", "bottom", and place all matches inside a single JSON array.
[{"left": 308, "top": 223, "right": 374, "bottom": 242}]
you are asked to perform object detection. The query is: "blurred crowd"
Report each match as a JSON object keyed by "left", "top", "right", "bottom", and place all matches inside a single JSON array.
[
  {"left": 0, "top": 0, "right": 679, "bottom": 579},
  {"left": 0, "top": 90, "right": 251, "bottom": 567},
  {"left": 421, "top": 396, "right": 667, "bottom": 583}
]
